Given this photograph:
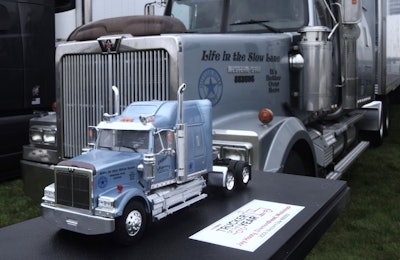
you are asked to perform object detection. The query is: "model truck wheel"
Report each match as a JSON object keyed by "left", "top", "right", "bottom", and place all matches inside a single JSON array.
[
  {"left": 234, "top": 161, "right": 251, "bottom": 189},
  {"left": 114, "top": 200, "right": 147, "bottom": 245},
  {"left": 225, "top": 171, "right": 235, "bottom": 191}
]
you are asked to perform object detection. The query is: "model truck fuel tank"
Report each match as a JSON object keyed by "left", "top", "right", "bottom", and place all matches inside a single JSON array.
[{"left": 298, "top": 26, "right": 334, "bottom": 112}]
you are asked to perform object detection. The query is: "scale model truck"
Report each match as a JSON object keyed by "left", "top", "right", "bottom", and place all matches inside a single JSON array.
[{"left": 41, "top": 84, "right": 251, "bottom": 244}]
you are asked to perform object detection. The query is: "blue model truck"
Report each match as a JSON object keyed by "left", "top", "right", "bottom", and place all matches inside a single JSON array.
[{"left": 41, "top": 84, "right": 251, "bottom": 244}]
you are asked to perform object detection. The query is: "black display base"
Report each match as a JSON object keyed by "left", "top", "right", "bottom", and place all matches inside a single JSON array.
[{"left": 0, "top": 171, "right": 349, "bottom": 259}]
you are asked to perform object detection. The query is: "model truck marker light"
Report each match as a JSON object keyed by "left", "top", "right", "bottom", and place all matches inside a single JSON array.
[{"left": 42, "top": 83, "right": 252, "bottom": 244}]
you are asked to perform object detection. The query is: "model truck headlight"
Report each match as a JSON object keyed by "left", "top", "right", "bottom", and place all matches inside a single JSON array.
[
  {"left": 42, "top": 184, "right": 55, "bottom": 204},
  {"left": 96, "top": 197, "right": 116, "bottom": 217}
]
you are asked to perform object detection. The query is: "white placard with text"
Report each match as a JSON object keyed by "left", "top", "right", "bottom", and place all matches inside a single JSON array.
[{"left": 190, "top": 199, "right": 304, "bottom": 252}]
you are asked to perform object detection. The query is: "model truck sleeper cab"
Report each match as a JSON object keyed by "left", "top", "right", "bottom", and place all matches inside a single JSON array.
[{"left": 42, "top": 85, "right": 251, "bottom": 244}]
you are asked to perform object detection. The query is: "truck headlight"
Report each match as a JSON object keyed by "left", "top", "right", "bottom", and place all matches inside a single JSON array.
[
  {"left": 43, "top": 129, "right": 56, "bottom": 144},
  {"left": 30, "top": 127, "right": 57, "bottom": 144},
  {"left": 30, "top": 128, "right": 43, "bottom": 143}
]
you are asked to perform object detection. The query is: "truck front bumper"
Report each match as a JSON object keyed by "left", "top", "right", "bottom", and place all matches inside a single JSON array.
[{"left": 41, "top": 203, "right": 115, "bottom": 235}]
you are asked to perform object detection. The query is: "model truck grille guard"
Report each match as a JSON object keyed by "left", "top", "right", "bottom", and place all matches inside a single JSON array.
[
  {"left": 60, "top": 49, "right": 170, "bottom": 158},
  {"left": 55, "top": 166, "right": 93, "bottom": 211}
]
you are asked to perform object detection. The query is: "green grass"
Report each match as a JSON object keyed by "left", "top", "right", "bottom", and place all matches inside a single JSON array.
[
  {"left": 1, "top": 106, "right": 400, "bottom": 259},
  {"left": 0, "top": 178, "right": 41, "bottom": 228},
  {"left": 307, "top": 105, "right": 400, "bottom": 259}
]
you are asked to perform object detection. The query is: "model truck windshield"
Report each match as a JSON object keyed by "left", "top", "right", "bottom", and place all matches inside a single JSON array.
[
  {"left": 169, "top": 0, "right": 307, "bottom": 33},
  {"left": 98, "top": 129, "right": 149, "bottom": 153}
]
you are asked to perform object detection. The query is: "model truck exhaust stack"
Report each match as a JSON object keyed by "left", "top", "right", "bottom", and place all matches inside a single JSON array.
[
  {"left": 20, "top": 0, "right": 399, "bottom": 241},
  {"left": 41, "top": 83, "right": 252, "bottom": 244}
]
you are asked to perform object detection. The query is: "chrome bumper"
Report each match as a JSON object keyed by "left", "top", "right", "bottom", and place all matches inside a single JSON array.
[{"left": 41, "top": 203, "right": 115, "bottom": 235}]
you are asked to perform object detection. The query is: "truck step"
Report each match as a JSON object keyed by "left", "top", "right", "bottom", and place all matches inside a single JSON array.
[
  {"left": 153, "top": 193, "right": 207, "bottom": 220},
  {"left": 326, "top": 141, "right": 369, "bottom": 180}
]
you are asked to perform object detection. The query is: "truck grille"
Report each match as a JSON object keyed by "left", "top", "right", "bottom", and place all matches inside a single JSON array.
[
  {"left": 55, "top": 168, "right": 92, "bottom": 210},
  {"left": 60, "top": 50, "right": 170, "bottom": 158}
]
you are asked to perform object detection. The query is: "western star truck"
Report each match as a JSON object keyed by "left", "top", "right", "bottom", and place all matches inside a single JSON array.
[
  {"left": 24, "top": 0, "right": 400, "bottom": 223},
  {"left": 42, "top": 84, "right": 252, "bottom": 244}
]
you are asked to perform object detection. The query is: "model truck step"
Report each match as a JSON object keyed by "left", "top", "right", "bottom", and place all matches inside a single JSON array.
[{"left": 148, "top": 177, "right": 207, "bottom": 220}]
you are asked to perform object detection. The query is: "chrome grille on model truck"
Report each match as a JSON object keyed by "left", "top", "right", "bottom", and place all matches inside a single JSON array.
[
  {"left": 60, "top": 50, "right": 170, "bottom": 158},
  {"left": 55, "top": 167, "right": 92, "bottom": 210}
]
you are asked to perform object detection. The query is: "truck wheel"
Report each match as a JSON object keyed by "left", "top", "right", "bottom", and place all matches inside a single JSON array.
[
  {"left": 225, "top": 171, "right": 235, "bottom": 191},
  {"left": 114, "top": 201, "right": 147, "bottom": 245},
  {"left": 234, "top": 161, "right": 251, "bottom": 189},
  {"left": 382, "top": 95, "right": 390, "bottom": 137}
]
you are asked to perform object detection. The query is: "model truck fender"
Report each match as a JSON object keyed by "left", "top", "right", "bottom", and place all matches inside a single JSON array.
[
  {"left": 262, "top": 117, "right": 316, "bottom": 176},
  {"left": 97, "top": 186, "right": 151, "bottom": 219}
]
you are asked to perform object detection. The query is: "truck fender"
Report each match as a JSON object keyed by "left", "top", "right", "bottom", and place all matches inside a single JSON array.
[
  {"left": 356, "top": 101, "right": 382, "bottom": 132},
  {"left": 262, "top": 117, "right": 316, "bottom": 176}
]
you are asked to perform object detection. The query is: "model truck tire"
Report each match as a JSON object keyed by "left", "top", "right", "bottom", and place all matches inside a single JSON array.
[
  {"left": 114, "top": 200, "right": 147, "bottom": 245},
  {"left": 234, "top": 161, "right": 251, "bottom": 189},
  {"left": 225, "top": 171, "right": 236, "bottom": 191}
]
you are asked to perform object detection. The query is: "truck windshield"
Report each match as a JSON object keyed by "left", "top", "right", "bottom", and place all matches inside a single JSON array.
[
  {"left": 97, "top": 129, "right": 149, "bottom": 153},
  {"left": 169, "top": 0, "right": 307, "bottom": 33}
]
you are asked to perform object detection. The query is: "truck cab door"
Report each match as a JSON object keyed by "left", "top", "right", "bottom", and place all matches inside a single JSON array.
[{"left": 153, "top": 131, "right": 176, "bottom": 183}]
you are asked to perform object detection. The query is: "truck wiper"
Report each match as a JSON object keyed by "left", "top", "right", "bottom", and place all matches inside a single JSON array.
[{"left": 230, "top": 19, "right": 281, "bottom": 33}]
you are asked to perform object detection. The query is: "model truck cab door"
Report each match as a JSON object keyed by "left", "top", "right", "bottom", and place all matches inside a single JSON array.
[{"left": 152, "top": 129, "right": 176, "bottom": 184}]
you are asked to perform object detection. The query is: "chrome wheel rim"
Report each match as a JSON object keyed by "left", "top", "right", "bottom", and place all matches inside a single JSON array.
[{"left": 125, "top": 210, "right": 142, "bottom": 236}]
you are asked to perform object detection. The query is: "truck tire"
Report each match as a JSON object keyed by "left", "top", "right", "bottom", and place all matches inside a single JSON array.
[
  {"left": 382, "top": 95, "right": 390, "bottom": 137},
  {"left": 234, "top": 161, "right": 251, "bottom": 189},
  {"left": 114, "top": 200, "right": 147, "bottom": 245}
]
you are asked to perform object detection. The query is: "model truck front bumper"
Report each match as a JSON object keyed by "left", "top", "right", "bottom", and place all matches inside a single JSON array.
[{"left": 41, "top": 203, "right": 115, "bottom": 235}]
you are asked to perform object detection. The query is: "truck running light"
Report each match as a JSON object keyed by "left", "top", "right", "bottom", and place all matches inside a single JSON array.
[
  {"left": 352, "top": 0, "right": 357, "bottom": 4},
  {"left": 258, "top": 108, "right": 274, "bottom": 125},
  {"left": 120, "top": 118, "right": 134, "bottom": 122}
]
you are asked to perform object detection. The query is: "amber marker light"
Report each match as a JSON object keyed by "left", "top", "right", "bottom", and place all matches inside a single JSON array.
[
  {"left": 120, "top": 117, "right": 134, "bottom": 122},
  {"left": 258, "top": 108, "right": 274, "bottom": 125}
]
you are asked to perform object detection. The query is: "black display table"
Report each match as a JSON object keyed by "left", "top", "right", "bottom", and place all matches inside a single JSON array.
[{"left": 0, "top": 172, "right": 349, "bottom": 259}]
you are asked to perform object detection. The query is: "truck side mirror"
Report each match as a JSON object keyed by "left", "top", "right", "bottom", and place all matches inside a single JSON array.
[{"left": 341, "top": 0, "right": 362, "bottom": 24}]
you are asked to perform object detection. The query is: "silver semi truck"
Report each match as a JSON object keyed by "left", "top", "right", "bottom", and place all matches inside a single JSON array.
[{"left": 22, "top": 0, "right": 400, "bottom": 200}]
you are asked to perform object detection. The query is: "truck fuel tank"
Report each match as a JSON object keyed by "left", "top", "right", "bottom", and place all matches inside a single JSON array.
[{"left": 298, "top": 26, "right": 334, "bottom": 112}]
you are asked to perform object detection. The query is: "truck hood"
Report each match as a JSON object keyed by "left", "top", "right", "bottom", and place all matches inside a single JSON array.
[{"left": 59, "top": 149, "right": 143, "bottom": 174}]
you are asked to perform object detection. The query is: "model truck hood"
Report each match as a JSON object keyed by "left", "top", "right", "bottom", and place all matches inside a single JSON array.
[{"left": 59, "top": 149, "right": 142, "bottom": 175}]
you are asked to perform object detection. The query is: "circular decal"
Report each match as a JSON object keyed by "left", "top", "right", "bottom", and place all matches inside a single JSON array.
[
  {"left": 198, "top": 68, "right": 223, "bottom": 106},
  {"left": 98, "top": 176, "right": 108, "bottom": 189}
]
